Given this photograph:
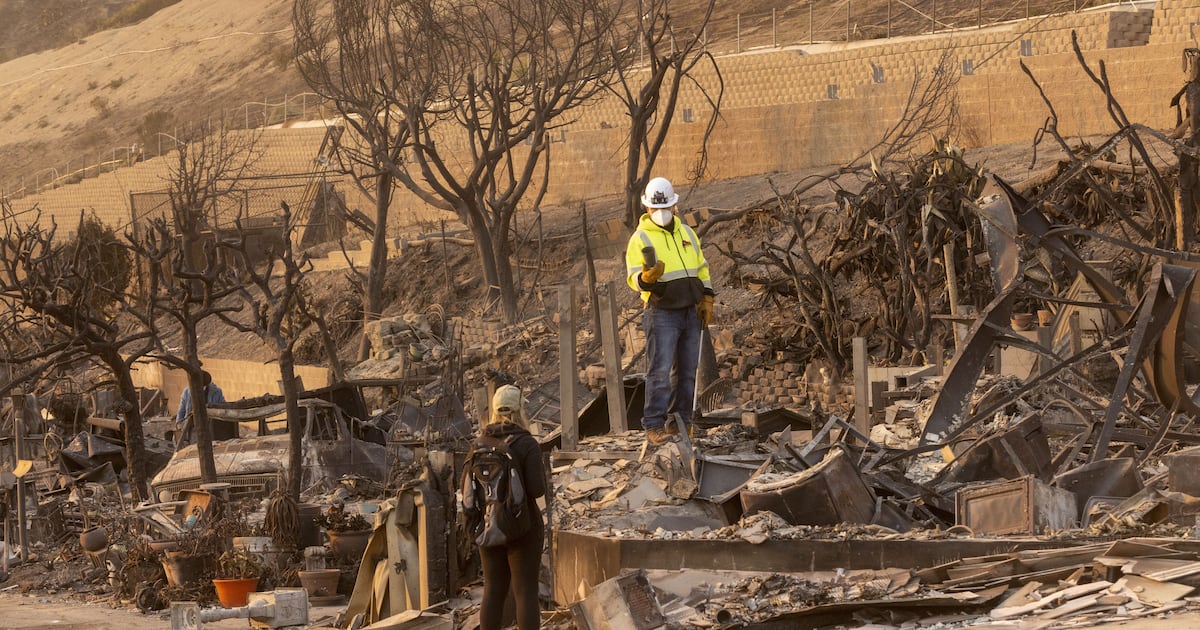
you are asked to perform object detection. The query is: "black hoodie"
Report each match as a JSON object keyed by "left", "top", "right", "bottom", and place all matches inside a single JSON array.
[{"left": 481, "top": 421, "right": 546, "bottom": 523}]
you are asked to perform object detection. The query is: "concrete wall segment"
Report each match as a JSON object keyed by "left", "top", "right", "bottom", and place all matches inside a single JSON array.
[{"left": 130, "top": 355, "right": 330, "bottom": 418}]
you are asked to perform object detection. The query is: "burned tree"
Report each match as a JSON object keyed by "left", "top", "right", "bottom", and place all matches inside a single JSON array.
[
  {"left": 711, "top": 54, "right": 963, "bottom": 374},
  {"left": 220, "top": 201, "right": 322, "bottom": 501},
  {"left": 293, "top": 0, "right": 414, "bottom": 359},
  {"left": 125, "top": 126, "right": 258, "bottom": 484},
  {"left": 294, "top": 0, "right": 624, "bottom": 323},
  {"left": 0, "top": 206, "right": 156, "bottom": 499},
  {"left": 608, "top": 0, "right": 723, "bottom": 226}
]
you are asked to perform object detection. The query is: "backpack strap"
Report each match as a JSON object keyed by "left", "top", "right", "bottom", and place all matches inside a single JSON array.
[{"left": 473, "top": 434, "right": 506, "bottom": 450}]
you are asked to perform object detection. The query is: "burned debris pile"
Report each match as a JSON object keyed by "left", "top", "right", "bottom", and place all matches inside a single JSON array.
[
  {"left": 556, "top": 86, "right": 1200, "bottom": 623},
  {"left": 10, "top": 47, "right": 1200, "bottom": 630}
]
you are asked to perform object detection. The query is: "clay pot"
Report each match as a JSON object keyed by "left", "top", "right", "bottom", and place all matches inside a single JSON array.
[
  {"left": 79, "top": 526, "right": 108, "bottom": 553},
  {"left": 213, "top": 577, "right": 259, "bottom": 608},
  {"left": 1010, "top": 312, "right": 1035, "bottom": 331},
  {"left": 233, "top": 536, "right": 288, "bottom": 571},
  {"left": 162, "top": 552, "right": 212, "bottom": 588},
  {"left": 325, "top": 528, "right": 371, "bottom": 562},
  {"left": 298, "top": 568, "right": 341, "bottom": 597}
]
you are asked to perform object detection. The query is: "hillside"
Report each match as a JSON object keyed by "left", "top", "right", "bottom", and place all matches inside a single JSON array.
[
  {"left": 0, "top": 0, "right": 184, "bottom": 63},
  {"left": 0, "top": 0, "right": 1096, "bottom": 199},
  {"left": 0, "top": 0, "right": 306, "bottom": 198}
]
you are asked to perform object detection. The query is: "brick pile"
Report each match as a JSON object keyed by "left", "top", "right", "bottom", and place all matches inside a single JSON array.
[
  {"left": 454, "top": 317, "right": 504, "bottom": 356},
  {"left": 590, "top": 218, "right": 628, "bottom": 261},
  {"left": 363, "top": 314, "right": 445, "bottom": 376},
  {"left": 731, "top": 359, "right": 855, "bottom": 409}
]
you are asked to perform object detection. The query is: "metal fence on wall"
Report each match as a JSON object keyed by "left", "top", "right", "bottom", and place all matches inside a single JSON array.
[
  {"left": 698, "top": 0, "right": 1115, "bottom": 56},
  {"left": 3, "top": 92, "right": 330, "bottom": 201}
]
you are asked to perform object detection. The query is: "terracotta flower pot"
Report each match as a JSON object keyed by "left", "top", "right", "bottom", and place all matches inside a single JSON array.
[
  {"left": 79, "top": 526, "right": 108, "bottom": 553},
  {"left": 162, "top": 553, "right": 212, "bottom": 588},
  {"left": 325, "top": 528, "right": 371, "bottom": 562},
  {"left": 1011, "top": 312, "right": 1035, "bottom": 331},
  {"left": 298, "top": 568, "right": 341, "bottom": 597},
  {"left": 213, "top": 577, "right": 259, "bottom": 608}
]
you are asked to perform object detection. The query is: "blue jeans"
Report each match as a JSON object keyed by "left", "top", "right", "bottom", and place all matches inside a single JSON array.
[{"left": 642, "top": 306, "right": 700, "bottom": 430}]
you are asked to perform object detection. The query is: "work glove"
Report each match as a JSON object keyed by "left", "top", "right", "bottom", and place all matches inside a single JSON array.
[
  {"left": 697, "top": 294, "right": 714, "bottom": 326},
  {"left": 640, "top": 261, "right": 665, "bottom": 284}
]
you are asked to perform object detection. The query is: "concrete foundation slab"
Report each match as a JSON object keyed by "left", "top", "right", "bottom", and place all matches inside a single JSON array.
[{"left": 551, "top": 530, "right": 1087, "bottom": 605}]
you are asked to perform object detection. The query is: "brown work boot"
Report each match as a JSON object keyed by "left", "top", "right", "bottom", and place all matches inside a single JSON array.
[{"left": 645, "top": 427, "right": 672, "bottom": 446}]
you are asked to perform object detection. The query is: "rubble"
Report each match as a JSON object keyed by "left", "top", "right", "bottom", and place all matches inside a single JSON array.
[{"left": 13, "top": 39, "right": 1200, "bottom": 630}]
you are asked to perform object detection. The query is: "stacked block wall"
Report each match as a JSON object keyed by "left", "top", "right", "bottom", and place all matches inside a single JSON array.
[
  {"left": 732, "top": 360, "right": 855, "bottom": 409},
  {"left": 1150, "top": 0, "right": 1200, "bottom": 44},
  {"left": 10, "top": 4, "right": 1195, "bottom": 238},
  {"left": 453, "top": 317, "right": 504, "bottom": 350}
]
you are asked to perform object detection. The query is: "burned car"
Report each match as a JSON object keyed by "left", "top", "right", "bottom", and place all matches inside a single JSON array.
[{"left": 151, "top": 397, "right": 389, "bottom": 500}]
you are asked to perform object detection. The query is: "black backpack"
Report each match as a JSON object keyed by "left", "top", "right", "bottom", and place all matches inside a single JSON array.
[{"left": 462, "top": 434, "right": 532, "bottom": 547}]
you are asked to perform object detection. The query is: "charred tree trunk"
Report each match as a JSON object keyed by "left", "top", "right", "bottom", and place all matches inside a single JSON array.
[
  {"left": 184, "top": 352, "right": 217, "bottom": 484},
  {"left": 493, "top": 224, "right": 518, "bottom": 324},
  {"left": 280, "top": 347, "right": 304, "bottom": 501},
  {"left": 106, "top": 353, "right": 149, "bottom": 501},
  {"left": 359, "top": 172, "right": 393, "bottom": 361}
]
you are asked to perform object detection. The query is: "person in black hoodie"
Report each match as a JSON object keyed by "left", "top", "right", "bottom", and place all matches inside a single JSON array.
[{"left": 477, "top": 384, "right": 545, "bottom": 630}]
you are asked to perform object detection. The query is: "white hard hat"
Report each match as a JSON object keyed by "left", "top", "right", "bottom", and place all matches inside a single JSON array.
[{"left": 641, "top": 177, "right": 679, "bottom": 208}]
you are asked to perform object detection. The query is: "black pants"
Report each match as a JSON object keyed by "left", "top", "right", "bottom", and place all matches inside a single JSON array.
[{"left": 479, "top": 524, "right": 543, "bottom": 630}]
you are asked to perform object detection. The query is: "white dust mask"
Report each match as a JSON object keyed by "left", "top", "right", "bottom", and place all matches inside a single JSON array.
[{"left": 651, "top": 208, "right": 674, "bottom": 227}]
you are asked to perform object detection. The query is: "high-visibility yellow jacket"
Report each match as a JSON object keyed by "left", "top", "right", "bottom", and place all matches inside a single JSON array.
[{"left": 625, "top": 214, "right": 713, "bottom": 309}]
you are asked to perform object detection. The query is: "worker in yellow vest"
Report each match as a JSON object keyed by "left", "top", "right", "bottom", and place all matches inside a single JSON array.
[{"left": 625, "top": 177, "right": 715, "bottom": 446}]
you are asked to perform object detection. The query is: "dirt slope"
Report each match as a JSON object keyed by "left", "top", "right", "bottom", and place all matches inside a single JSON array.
[
  {"left": 0, "top": 1, "right": 184, "bottom": 63},
  {"left": 0, "top": 0, "right": 305, "bottom": 195}
]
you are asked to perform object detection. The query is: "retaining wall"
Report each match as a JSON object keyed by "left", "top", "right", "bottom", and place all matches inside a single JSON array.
[{"left": 11, "top": 2, "right": 1198, "bottom": 246}]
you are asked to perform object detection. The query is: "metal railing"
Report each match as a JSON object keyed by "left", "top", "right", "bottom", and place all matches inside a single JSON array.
[
  {"left": 696, "top": 0, "right": 1117, "bottom": 56},
  {"left": 2, "top": 92, "right": 330, "bottom": 201}
]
